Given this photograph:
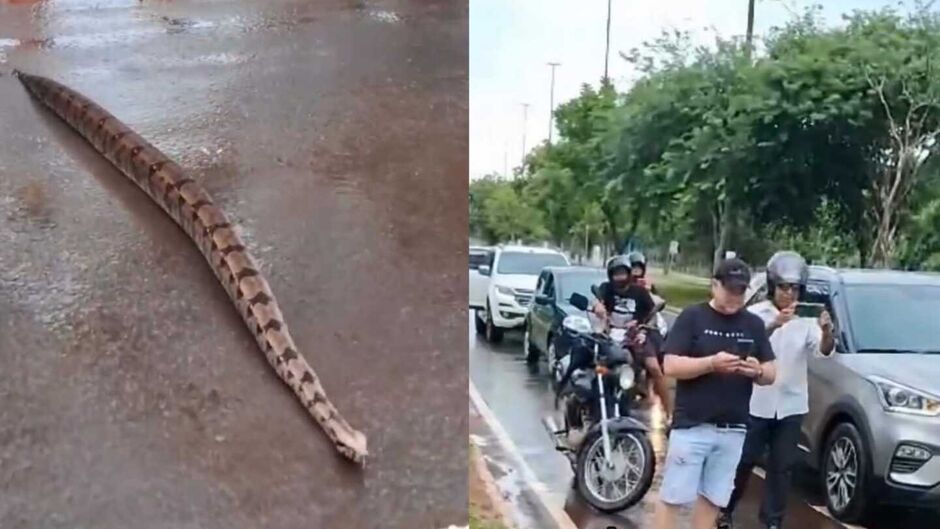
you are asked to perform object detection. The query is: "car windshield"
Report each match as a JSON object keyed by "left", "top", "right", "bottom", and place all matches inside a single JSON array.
[
  {"left": 558, "top": 272, "right": 606, "bottom": 302},
  {"left": 496, "top": 252, "right": 568, "bottom": 275},
  {"left": 845, "top": 283, "right": 940, "bottom": 353}
]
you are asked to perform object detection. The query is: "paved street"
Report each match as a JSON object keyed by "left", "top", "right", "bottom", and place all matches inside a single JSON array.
[
  {"left": 0, "top": 2, "right": 467, "bottom": 528},
  {"left": 469, "top": 313, "right": 938, "bottom": 529}
]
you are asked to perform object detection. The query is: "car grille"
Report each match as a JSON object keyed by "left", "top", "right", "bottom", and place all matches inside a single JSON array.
[
  {"left": 890, "top": 457, "right": 927, "bottom": 474},
  {"left": 514, "top": 288, "right": 534, "bottom": 306}
]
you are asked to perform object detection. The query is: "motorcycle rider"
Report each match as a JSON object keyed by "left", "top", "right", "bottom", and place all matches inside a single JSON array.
[
  {"left": 592, "top": 255, "right": 673, "bottom": 421},
  {"left": 716, "top": 251, "right": 834, "bottom": 529}
]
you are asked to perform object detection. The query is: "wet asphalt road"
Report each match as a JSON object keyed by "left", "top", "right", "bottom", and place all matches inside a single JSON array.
[
  {"left": 0, "top": 1, "right": 466, "bottom": 528},
  {"left": 469, "top": 313, "right": 938, "bottom": 529}
]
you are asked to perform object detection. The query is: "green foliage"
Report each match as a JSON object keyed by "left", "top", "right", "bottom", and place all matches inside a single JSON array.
[
  {"left": 472, "top": 5, "right": 940, "bottom": 270},
  {"left": 471, "top": 177, "right": 548, "bottom": 244}
]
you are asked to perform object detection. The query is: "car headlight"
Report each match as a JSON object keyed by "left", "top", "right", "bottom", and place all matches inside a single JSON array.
[
  {"left": 495, "top": 285, "right": 515, "bottom": 297},
  {"left": 868, "top": 376, "right": 940, "bottom": 416},
  {"left": 895, "top": 444, "right": 932, "bottom": 461},
  {"left": 562, "top": 315, "right": 592, "bottom": 334},
  {"left": 618, "top": 365, "right": 635, "bottom": 390}
]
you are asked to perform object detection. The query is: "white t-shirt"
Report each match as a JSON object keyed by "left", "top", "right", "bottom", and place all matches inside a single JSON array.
[{"left": 747, "top": 300, "right": 827, "bottom": 419}]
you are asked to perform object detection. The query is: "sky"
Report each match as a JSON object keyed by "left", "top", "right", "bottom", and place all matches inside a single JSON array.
[{"left": 469, "top": 0, "right": 919, "bottom": 180}]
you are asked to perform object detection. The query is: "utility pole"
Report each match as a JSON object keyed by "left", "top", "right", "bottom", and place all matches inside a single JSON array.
[
  {"left": 547, "top": 62, "right": 560, "bottom": 144},
  {"left": 603, "top": 0, "right": 612, "bottom": 82},
  {"left": 745, "top": 0, "right": 755, "bottom": 61},
  {"left": 715, "top": 0, "right": 756, "bottom": 269},
  {"left": 520, "top": 103, "right": 529, "bottom": 174}
]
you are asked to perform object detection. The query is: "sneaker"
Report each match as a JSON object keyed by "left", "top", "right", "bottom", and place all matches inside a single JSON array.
[{"left": 715, "top": 512, "right": 733, "bottom": 529}]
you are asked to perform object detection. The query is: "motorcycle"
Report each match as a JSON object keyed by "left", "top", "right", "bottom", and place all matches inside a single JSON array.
[
  {"left": 542, "top": 292, "right": 656, "bottom": 513},
  {"left": 549, "top": 287, "right": 669, "bottom": 398}
]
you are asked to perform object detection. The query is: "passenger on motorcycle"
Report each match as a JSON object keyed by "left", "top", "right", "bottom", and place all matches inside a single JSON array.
[
  {"left": 627, "top": 251, "right": 670, "bottom": 337},
  {"left": 592, "top": 255, "right": 674, "bottom": 422},
  {"left": 627, "top": 251, "right": 657, "bottom": 294}
]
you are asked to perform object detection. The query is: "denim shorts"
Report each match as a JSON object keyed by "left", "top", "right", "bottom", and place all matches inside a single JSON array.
[{"left": 660, "top": 423, "right": 747, "bottom": 507}]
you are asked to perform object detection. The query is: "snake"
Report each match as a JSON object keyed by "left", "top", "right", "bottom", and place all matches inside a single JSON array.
[{"left": 13, "top": 70, "right": 368, "bottom": 465}]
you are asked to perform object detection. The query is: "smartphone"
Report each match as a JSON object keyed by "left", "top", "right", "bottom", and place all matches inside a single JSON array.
[
  {"left": 795, "top": 302, "right": 825, "bottom": 318},
  {"left": 733, "top": 338, "right": 755, "bottom": 359}
]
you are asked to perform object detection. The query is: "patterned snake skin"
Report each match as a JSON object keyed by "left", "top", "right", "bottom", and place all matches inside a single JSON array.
[{"left": 14, "top": 70, "right": 368, "bottom": 465}]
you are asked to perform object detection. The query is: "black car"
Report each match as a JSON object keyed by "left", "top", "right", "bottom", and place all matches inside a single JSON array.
[{"left": 523, "top": 266, "right": 607, "bottom": 367}]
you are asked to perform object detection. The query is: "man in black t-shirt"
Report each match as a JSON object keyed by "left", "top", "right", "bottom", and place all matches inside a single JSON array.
[{"left": 654, "top": 258, "right": 777, "bottom": 529}]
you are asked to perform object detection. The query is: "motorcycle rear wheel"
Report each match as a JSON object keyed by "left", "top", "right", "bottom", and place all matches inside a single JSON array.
[{"left": 575, "top": 429, "right": 654, "bottom": 513}]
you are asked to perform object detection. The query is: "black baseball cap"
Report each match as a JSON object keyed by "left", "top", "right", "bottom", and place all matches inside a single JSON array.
[{"left": 713, "top": 257, "right": 751, "bottom": 293}]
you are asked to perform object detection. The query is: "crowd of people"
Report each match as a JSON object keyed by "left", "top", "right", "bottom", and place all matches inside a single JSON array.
[{"left": 587, "top": 250, "right": 834, "bottom": 529}]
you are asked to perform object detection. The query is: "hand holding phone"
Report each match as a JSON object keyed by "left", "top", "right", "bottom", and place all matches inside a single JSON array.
[
  {"left": 711, "top": 352, "right": 743, "bottom": 374},
  {"left": 773, "top": 305, "right": 796, "bottom": 328},
  {"left": 736, "top": 356, "right": 762, "bottom": 379}
]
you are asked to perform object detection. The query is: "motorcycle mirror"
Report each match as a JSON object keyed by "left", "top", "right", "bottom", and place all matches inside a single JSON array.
[{"left": 569, "top": 293, "right": 590, "bottom": 311}]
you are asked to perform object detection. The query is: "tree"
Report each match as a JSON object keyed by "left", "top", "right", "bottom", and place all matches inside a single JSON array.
[
  {"left": 758, "top": 7, "right": 940, "bottom": 267},
  {"left": 523, "top": 165, "right": 579, "bottom": 245},
  {"left": 481, "top": 185, "right": 548, "bottom": 243}
]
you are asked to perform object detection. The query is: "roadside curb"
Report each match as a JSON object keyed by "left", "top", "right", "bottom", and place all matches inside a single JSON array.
[
  {"left": 470, "top": 438, "right": 516, "bottom": 528},
  {"left": 469, "top": 382, "right": 579, "bottom": 529}
]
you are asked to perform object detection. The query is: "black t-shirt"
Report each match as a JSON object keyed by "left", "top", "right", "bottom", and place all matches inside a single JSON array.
[
  {"left": 597, "top": 281, "right": 655, "bottom": 326},
  {"left": 663, "top": 302, "right": 775, "bottom": 429}
]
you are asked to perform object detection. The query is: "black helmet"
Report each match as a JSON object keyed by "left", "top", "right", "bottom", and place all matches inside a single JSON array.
[
  {"left": 766, "top": 250, "right": 808, "bottom": 296},
  {"left": 607, "top": 255, "right": 631, "bottom": 280},
  {"left": 626, "top": 251, "right": 646, "bottom": 273}
]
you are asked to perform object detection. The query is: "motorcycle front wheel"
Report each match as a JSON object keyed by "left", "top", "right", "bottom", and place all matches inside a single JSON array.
[{"left": 575, "top": 429, "right": 654, "bottom": 513}]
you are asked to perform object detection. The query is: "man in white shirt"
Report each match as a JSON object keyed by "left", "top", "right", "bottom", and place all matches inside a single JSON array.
[{"left": 716, "top": 251, "right": 834, "bottom": 529}]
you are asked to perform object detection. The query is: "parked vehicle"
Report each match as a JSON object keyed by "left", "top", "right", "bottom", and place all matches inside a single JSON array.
[
  {"left": 744, "top": 267, "right": 940, "bottom": 522},
  {"left": 474, "top": 245, "right": 570, "bottom": 343},
  {"left": 469, "top": 245, "right": 493, "bottom": 311},
  {"left": 542, "top": 292, "right": 655, "bottom": 513},
  {"left": 524, "top": 266, "right": 607, "bottom": 366}
]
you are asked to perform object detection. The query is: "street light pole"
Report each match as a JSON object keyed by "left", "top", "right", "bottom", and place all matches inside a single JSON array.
[
  {"left": 520, "top": 102, "right": 529, "bottom": 174},
  {"left": 603, "top": 0, "right": 612, "bottom": 82},
  {"left": 547, "top": 62, "right": 560, "bottom": 144},
  {"left": 745, "top": 0, "right": 755, "bottom": 61}
]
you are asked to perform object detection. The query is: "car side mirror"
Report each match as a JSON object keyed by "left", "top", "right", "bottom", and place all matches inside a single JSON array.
[
  {"left": 534, "top": 294, "right": 551, "bottom": 305},
  {"left": 478, "top": 265, "right": 491, "bottom": 277},
  {"left": 569, "top": 293, "right": 590, "bottom": 311}
]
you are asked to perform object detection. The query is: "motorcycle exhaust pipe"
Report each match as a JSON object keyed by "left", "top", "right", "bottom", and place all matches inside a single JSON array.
[{"left": 541, "top": 416, "right": 567, "bottom": 452}]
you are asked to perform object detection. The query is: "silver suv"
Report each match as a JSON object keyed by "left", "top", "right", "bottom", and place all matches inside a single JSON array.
[{"left": 745, "top": 266, "right": 940, "bottom": 522}]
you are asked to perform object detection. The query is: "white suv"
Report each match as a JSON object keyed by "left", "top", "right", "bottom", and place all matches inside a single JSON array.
[{"left": 472, "top": 245, "right": 570, "bottom": 343}]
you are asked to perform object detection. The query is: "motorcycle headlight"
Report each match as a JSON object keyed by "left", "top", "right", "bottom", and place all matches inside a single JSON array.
[
  {"left": 868, "top": 376, "right": 940, "bottom": 416},
  {"left": 562, "top": 315, "right": 592, "bottom": 334},
  {"left": 618, "top": 365, "right": 635, "bottom": 390}
]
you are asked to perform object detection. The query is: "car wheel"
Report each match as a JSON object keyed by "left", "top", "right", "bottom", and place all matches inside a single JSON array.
[
  {"left": 821, "top": 422, "right": 872, "bottom": 523},
  {"left": 524, "top": 323, "right": 539, "bottom": 364},
  {"left": 485, "top": 304, "right": 504, "bottom": 344},
  {"left": 474, "top": 310, "right": 486, "bottom": 335}
]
